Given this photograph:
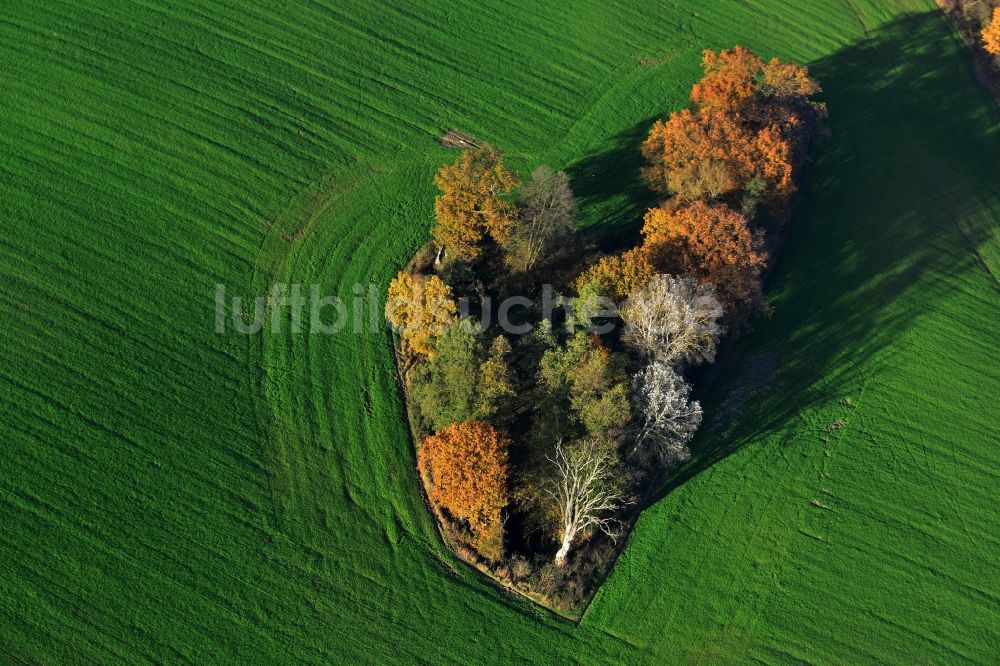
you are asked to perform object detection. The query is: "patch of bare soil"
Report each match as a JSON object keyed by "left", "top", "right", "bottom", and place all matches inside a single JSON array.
[{"left": 438, "top": 130, "right": 481, "bottom": 149}]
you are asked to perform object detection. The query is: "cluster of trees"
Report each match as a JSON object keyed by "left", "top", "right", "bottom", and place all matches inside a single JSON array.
[
  {"left": 431, "top": 147, "right": 576, "bottom": 270},
  {"left": 986, "top": 7, "right": 1000, "bottom": 56},
  {"left": 387, "top": 152, "right": 584, "bottom": 565},
  {"left": 579, "top": 47, "right": 824, "bottom": 318},
  {"left": 387, "top": 46, "right": 824, "bottom": 610}
]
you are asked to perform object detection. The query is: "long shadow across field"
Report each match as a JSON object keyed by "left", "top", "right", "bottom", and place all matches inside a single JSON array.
[
  {"left": 566, "top": 118, "right": 661, "bottom": 247},
  {"left": 644, "top": 11, "right": 999, "bottom": 502}
]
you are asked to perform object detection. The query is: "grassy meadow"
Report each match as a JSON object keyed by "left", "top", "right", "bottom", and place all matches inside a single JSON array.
[{"left": 0, "top": 0, "right": 997, "bottom": 663}]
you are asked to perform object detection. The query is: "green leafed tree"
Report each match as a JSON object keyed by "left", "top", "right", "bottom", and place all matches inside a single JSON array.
[
  {"left": 537, "top": 332, "right": 631, "bottom": 439},
  {"left": 411, "top": 321, "right": 517, "bottom": 432},
  {"left": 411, "top": 319, "right": 483, "bottom": 432},
  {"left": 476, "top": 335, "right": 517, "bottom": 423}
]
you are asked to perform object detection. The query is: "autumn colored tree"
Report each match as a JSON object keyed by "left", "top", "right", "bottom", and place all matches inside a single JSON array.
[
  {"left": 385, "top": 271, "right": 457, "bottom": 358},
  {"left": 642, "top": 201, "right": 767, "bottom": 313},
  {"left": 985, "top": 7, "right": 1000, "bottom": 56},
  {"left": 692, "top": 46, "right": 820, "bottom": 120},
  {"left": 641, "top": 107, "right": 794, "bottom": 206},
  {"left": 575, "top": 247, "right": 655, "bottom": 302},
  {"left": 694, "top": 46, "right": 822, "bottom": 191},
  {"left": 642, "top": 47, "right": 822, "bottom": 213},
  {"left": 641, "top": 108, "right": 747, "bottom": 200},
  {"left": 692, "top": 45, "right": 823, "bottom": 156},
  {"left": 418, "top": 420, "right": 510, "bottom": 560},
  {"left": 690, "top": 46, "right": 761, "bottom": 114},
  {"left": 432, "top": 144, "right": 520, "bottom": 261}
]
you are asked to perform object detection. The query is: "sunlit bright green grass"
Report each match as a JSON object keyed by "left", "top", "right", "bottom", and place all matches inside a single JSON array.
[{"left": 0, "top": 0, "right": 997, "bottom": 662}]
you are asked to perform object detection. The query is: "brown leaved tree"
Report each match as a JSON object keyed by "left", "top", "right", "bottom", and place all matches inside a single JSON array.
[
  {"left": 642, "top": 46, "right": 823, "bottom": 214},
  {"left": 642, "top": 201, "right": 767, "bottom": 315},
  {"left": 418, "top": 420, "right": 510, "bottom": 560},
  {"left": 432, "top": 144, "right": 519, "bottom": 261},
  {"left": 985, "top": 7, "right": 1000, "bottom": 56}
]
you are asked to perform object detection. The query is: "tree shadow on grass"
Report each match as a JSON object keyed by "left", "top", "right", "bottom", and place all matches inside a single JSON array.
[
  {"left": 643, "top": 10, "right": 1000, "bottom": 502},
  {"left": 565, "top": 118, "right": 661, "bottom": 251}
]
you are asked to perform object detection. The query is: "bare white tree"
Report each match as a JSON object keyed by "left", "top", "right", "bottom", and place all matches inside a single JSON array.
[
  {"left": 504, "top": 166, "right": 576, "bottom": 272},
  {"left": 620, "top": 274, "right": 723, "bottom": 366},
  {"left": 546, "top": 438, "right": 626, "bottom": 565},
  {"left": 631, "top": 360, "right": 702, "bottom": 465}
]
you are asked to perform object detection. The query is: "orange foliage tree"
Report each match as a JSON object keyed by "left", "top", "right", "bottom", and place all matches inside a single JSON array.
[
  {"left": 575, "top": 247, "right": 654, "bottom": 302},
  {"left": 385, "top": 271, "right": 457, "bottom": 358},
  {"left": 642, "top": 46, "right": 822, "bottom": 212},
  {"left": 641, "top": 108, "right": 793, "bottom": 205},
  {"left": 432, "top": 144, "right": 520, "bottom": 261},
  {"left": 418, "top": 420, "right": 510, "bottom": 560},
  {"left": 985, "top": 8, "right": 1000, "bottom": 57},
  {"left": 692, "top": 46, "right": 820, "bottom": 120},
  {"left": 642, "top": 200, "right": 767, "bottom": 312},
  {"left": 693, "top": 46, "right": 823, "bottom": 158}
]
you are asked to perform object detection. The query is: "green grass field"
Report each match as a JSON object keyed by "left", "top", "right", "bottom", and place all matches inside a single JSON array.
[{"left": 1, "top": 0, "right": 998, "bottom": 662}]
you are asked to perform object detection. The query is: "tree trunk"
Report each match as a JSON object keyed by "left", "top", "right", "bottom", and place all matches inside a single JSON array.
[{"left": 554, "top": 532, "right": 573, "bottom": 565}]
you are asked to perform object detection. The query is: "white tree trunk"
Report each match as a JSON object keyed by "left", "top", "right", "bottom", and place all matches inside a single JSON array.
[
  {"left": 546, "top": 439, "right": 626, "bottom": 566},
  {"left": 554, "top": 533, "right": 573, "bottom": 565}
]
